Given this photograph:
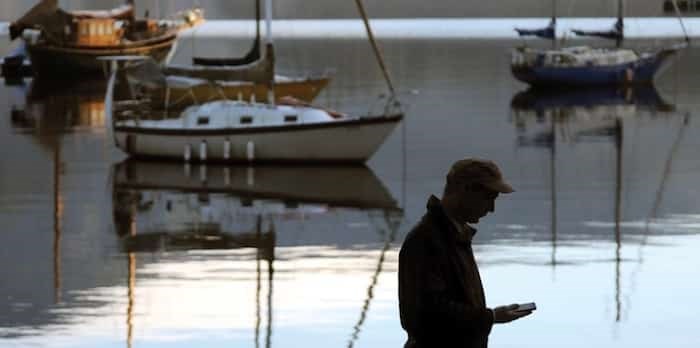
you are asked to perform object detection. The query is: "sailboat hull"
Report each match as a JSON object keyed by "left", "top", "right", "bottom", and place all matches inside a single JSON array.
[
  {"left": 114, "top": 115, "right": 403, "bottom": 163},
  {"left": 25, "top": 35, "right": 178, "bottom": 78},
  {"left": 511, "top": 49, "right": 677, "bottom": 87}
]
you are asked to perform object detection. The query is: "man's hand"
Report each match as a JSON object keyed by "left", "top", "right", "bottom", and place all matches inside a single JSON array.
[{"left": 492, "top": 304, "right": 533, "bottom": 323}]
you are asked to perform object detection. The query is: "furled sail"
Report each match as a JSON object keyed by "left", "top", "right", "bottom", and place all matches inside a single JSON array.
[
  {"left": 163, "top": 43, "right": 274, "bottom": 83},
  {"left": 515, "top": 18, "right": 556, "bottom": 40},
  {"left": 192, "top": 38, "right": 261, "bottom": 67},
  {"left": 571, "top": 18, "right": 624, "bottom": 41},
  {"left": 192, "top": 0, "right": 261, "bottom": 66}
]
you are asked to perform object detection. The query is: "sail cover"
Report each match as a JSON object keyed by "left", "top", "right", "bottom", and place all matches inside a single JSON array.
[
  {"left": 515, "top": 18, "right": 556, "bottom": 40},
  {"left": 164, "top": 43, "right": 274, "bottom": 84},
  {"left": 571, "top": 18, "right": 623, "bottom": 41}
]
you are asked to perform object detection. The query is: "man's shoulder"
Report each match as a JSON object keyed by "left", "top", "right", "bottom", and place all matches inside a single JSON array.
[{"left": 400, "top": 213, "right": 438, "bottom": 253}]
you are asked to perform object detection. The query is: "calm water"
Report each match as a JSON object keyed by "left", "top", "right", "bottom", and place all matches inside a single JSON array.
[{"left": 2, "top": 22, "right": 700, "bottom": 348}]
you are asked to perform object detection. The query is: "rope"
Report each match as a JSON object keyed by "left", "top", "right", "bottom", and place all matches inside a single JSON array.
[
  {"left": 354, "top": 0, "right": 396, "bottom": 99},
  {"left": 670, "top": 0, "right": 691, "bottom": 43}
]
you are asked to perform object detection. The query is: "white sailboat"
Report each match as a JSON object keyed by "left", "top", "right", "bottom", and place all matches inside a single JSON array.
[{"left": 104, "top": 0, "right": 402, "bottom": 163}]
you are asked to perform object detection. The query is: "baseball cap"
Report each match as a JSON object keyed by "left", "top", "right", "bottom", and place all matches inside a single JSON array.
[{"left": 447, "top": 158, "right": 515, "bottom": 194}]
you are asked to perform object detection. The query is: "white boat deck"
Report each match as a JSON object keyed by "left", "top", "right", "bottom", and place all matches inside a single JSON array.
[{"left": 116, "top": 100, "right": 344, "bottom": 130}]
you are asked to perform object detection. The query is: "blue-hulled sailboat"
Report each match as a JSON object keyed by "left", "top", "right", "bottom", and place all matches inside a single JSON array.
[{"left": 511, "top": 0, "right": 688, "bottom": 87}]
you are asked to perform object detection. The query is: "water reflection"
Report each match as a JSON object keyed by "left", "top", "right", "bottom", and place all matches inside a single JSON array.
[
  {"left": 511, "top": 86, "right": 674, "bottom": 147},
  {"left": 110, "top": 159, "right": 403, "bottom": 347},
  {"left": 10, "top": 78, "right": 107, "bottom": 134},
  {"left": 6, "top": 78, "right": 109, "bottom": 309},
  {"left": 508, "top": 84, "right": 686, "bottom": 241},
  {"left": 111, "top": 159, "right": 402, "bottom": 249},
  {"left": 507, "top": 85, "right": 690, "bottom": 322}
]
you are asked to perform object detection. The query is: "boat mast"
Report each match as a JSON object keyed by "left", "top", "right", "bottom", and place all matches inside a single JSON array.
[
  {"left": 255, "top": 0, "right": 261, "bottom": 48},
  {"left": 355, "top": 0, "right": 396, "bottom": 101},
  {"left": 616, "top": 0, "right": 624, "bottom": 48},
  {"left": 264, "top": 0, "right": 275, "bottom": 104},
  {"left": 669, "top": 0, "right": 690, "bottom": 43},
  {"left": 551, "top": 0, "right": 557, "bottom": 49}
]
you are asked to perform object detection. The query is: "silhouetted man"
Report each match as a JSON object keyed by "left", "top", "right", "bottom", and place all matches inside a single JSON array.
[{"left": 399, "top": 158, "right": 533, "bottom": 348}]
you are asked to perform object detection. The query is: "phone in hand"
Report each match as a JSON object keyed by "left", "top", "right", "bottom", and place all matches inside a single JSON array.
[{"left": 515, "top": 302, "right": 536, "bottom": 312}]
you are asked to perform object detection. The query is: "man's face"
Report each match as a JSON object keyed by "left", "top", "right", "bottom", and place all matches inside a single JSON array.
[{"left": 456, "top": 183, "right": 499, "bottom": 224}]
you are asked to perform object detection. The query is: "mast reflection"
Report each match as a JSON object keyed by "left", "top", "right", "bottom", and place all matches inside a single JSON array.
[
  {"left": 7, "top": 77, "right": 108, "bottom": 306},
  {"left": 111, "top": 159, "right": 402, "bottom": 346},
  {"left": 510, "top": 85, "right": 677, "bottom": 322}
]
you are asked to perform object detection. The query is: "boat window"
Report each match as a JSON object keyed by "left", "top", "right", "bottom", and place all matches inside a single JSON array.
[
  {"left": 240, "top": 116, "right": 253, "bottom": 124},
  {"left": 284, "top": 115, "right": 298, "bottom": 122},
  {"left": 197, "top": 116, "right": 209, "bottom": 125}
]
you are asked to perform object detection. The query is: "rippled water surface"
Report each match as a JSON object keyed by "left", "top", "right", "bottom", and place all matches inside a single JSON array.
[{"left": 2, "top": 17, "right": 700, "bottom": 348}]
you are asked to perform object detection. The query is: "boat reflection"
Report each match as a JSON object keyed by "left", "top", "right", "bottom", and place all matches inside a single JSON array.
[
  {"left": 509, "top": 85, "right": 687, "bottom": 323},
  {"left": 112, "top": 159, "right": 401, "bottom": 249},
  {"left": 511, "top": 86, "right": 674, "bottom": 146},
  {"left": 5, "top": 78, "right": 109, "bottom": 308},
  {"left": 9, "top": 77, "right": 107, "bottom": 133},
  {"left": 111, "top": 159, "right": 403, "bottom": 347}
]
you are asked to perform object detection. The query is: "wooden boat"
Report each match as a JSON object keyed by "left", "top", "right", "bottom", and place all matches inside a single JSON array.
[
  {"left": 511, "top": 0, "right": 687, "bottom": 87},
  {"left": 8, "top": 0, "right": 203, "bottom": 78}
]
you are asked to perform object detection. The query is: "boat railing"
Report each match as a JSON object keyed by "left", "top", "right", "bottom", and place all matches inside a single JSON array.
[{"left": 113, "top": 99, "right": 153, "bottom": 123}]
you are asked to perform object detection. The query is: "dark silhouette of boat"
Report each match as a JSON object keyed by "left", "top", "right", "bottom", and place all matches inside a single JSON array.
[{"left": 511, "top": 0, "right": 687, "bottom": 87}]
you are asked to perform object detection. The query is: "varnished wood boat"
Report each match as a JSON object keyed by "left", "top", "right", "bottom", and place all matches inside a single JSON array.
[{"left": 9, "top": 0, "right": 202, "bottom": 78}]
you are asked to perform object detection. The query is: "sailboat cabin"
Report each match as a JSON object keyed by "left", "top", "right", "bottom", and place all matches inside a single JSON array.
[
  {"left": 513, "top": 46, "right": 641, "bottom": 69},
  {"left": 74, "top": 18, "right": 123, "bottom": 46}
]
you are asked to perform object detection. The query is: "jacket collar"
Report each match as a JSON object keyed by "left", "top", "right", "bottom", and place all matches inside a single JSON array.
[{"left": 426, "top": 195, "right": 476, "bottom": 244}]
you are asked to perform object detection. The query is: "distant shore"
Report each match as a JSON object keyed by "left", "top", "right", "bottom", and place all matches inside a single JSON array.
[{"left": 4, "top": 17, "right": 695, "bottom": 40}]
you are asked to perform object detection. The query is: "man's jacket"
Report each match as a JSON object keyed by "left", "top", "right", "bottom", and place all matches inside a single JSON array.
[{"left": 399, "top": 195, "right": 494, "bottom": 348}]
